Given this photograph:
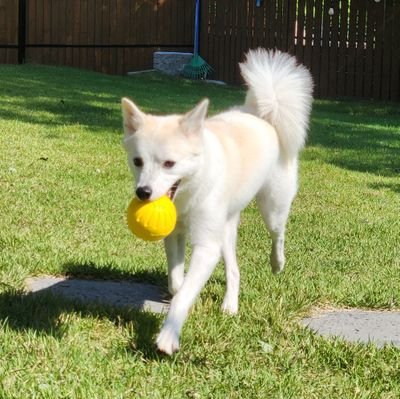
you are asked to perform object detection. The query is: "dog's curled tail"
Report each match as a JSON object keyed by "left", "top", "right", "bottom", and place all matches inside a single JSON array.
[{"left": 239, "top": 48, "right": 313, "bottom": 159}]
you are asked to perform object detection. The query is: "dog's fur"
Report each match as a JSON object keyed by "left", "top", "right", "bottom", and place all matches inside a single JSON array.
[{"left": 122, "top": 49, "right": 313, "bottom": 354}]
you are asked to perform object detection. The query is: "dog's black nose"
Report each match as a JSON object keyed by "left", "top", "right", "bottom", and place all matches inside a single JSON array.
[{"left": 136, "top": 186, "right": 152, "bottom": 200}]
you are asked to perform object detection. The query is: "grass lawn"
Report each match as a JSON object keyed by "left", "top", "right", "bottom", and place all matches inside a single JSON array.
[{"left": 0, "top": 64, "right": 399, "bottom": 398}]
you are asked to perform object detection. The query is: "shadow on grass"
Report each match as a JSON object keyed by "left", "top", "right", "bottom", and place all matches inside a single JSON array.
[
  {"left": 62, "top": 261, "right": 168, "bottom": 288},
  {"left": 0, "top": 72, "right": 151, "bottom": 132},
  {"left": 2, "top": 65, "right": 398, "bottom": 177},
  {"left": 0, "top": 70, "right": 121, "bottom": 131},
  {"left": 369, "top": 181, "right": 400, "bottom": 194},
  {"left": 308, "top": 101, "right": 400, "bottom": 177},
  {"left": 0, "top": 263, "right": 172, "bottom": 360},
  {"left": 0, "top": 65, "right": 241, "bottom": 132}
]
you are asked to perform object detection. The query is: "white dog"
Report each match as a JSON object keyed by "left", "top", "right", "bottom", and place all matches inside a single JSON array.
[{"left": 122, "top": 49, "right": 313, "bottom": 355}]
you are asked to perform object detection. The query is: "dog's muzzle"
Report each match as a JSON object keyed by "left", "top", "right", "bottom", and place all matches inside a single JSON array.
[{"left": 136, "top": 181, "right": 180, "bottom": 201}]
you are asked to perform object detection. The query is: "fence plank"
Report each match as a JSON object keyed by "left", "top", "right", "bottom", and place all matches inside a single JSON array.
[
  {"left": 5, "top": 0, "right": 18, "bottom": 44},
  {"left": 336, "top": 0, "right": 347, "bottom": 97},
  {"left": 232, "top": 0, "right": 240, "bottom": 81},
  {"left": 390, "top": 0, "right": 400, "bottom": 100},
  {"left": 1, "top": 48, "right": 13, "bottom": 63},
  {"left": 319, "top": 0, "right": 331, "bottom": 97},
  {"left": 287, "top": 0, "right": 297, "bottom": 54},
  {"left": 214, "top": 0, "right": 225, "bottom": 80},
  {"left": 295, "top": 0, "right": 305, "bottom": 62},
  {"left": 0, "top": 0, "right": 18, "bottom": 64},
  {"left": 303, "top": 0, "right": 314, "bottom": 71},
  {"left": 59, "top": 0, "right": 67, "bottom": 63},
  {"left": 372, "top": 0, "right": 384, "bottom": 100},
  {"left": 27, "top": 0, "right": 36, "bottom": 46},
  {"left": 364, "top": 1, "right": 375, "bottom": 98},
  {"left": 277, "top": 0, "right": 285, "bottom": 49},
  {"left": 0, "top": 3, "right": 7, "bottom": 45},
  {"left": 36, "top": 0, "right": 43, "bottom": 44},
  {"left": 381, "top": 0, "right": 393, "bottom": 100},
  {"left": 328, "top": 0, "right": 340, "bottom": 97},
  {"left": 221, "top": 0, "right": 230, "bottom": 82},
  {"left": 232, "top": 2, "right": 242, "bottom": 82},
  {"left": 309, "top": 0, "right": 321, "bottom": 95},
  {"left": 346, "top": 0, "right": 358, "bottom": 97},
  {"left": 253, "top": 0, "right": 264, "bottom": 49},
  {"left": 266, "top": 0, "right": 275, "bottom": 48},
  {"left": 355, "top": 1, "right": 366, "bottom": 98}
]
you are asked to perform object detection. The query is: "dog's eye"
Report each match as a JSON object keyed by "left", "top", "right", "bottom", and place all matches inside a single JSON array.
[
  {"left": 133, "top": 157, "right": 143, "bottom": 167},
  {"left": 163, "top": 160, "right": 175, "bottom": 169}
]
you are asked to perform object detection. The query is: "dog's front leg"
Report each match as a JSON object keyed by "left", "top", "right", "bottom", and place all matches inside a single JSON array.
[
  {"left": 164, "top": 233, "right": 186, "bottom": 296},
  {"left": 156, "top": 242, "right": 221, "bottom": 355}
]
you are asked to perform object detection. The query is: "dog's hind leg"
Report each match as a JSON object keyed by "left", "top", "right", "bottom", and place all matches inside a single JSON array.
[
  {"left": 256, "top": 184, "right": 295, "bottom": 274},
  {"left": 221, "top": 213, "right": 240, "bottom": 315},
  {"left": 164, "top": 233, "right": 186, "bottom": 296}
]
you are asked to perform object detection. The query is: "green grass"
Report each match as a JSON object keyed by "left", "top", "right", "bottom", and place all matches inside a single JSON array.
[{"left": 0, "top": 64, "right": 399, "bottom": 398}]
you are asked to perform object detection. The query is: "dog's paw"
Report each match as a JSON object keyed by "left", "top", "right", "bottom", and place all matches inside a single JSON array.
[
  {"left": 221, "top": 297, "right": 238, "bottom": 315},
  {"left": 156, "top": 324, "right": 180, "bottom": 355},
  {"left": 168, "top": 280, "right": 183, "bottom": 297},
  {"left": 271, "top": 262, "right": 284, "bottom": 275},
  {"left": 270, "top": 254, "right": 285, "bottom": 275},
  {"left": 168, "top": 274, "right": 184, "bottom": 296}
]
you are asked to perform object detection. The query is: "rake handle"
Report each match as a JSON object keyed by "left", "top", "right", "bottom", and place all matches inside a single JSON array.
[{"left": 194, "top": 0, "right": 200, "bottom": 55}]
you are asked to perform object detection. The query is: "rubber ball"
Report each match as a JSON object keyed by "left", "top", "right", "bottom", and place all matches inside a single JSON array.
[{"left": 126, "top": 195, "right": 177, "bottom": 241}]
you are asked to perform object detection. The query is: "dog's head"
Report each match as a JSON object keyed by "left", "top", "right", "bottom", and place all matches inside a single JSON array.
[{"left": 122, "top": 98, "right": 209, "bottom": 201}]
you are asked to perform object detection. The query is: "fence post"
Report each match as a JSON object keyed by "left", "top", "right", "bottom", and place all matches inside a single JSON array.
[{"left": 18, "top": 0, "right": 26, "bottom": 64}]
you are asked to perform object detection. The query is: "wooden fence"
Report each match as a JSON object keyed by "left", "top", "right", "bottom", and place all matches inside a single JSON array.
[
  {"left": 201, "top": 0, "right": 400, "bottom": 101},
  {"left": 1, "top": 0, "right": 399, "bottom": 100},
  {"left": 0, "top": 0, "right": 19, "bottom": 63},
  {"left": 0, "top": 0, "right": 194, "bottom": 74}
]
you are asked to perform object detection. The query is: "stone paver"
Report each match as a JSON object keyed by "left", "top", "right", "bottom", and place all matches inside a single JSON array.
[
  {"left": 302, "top": 309, "right": 400, "bottom": 348},
  {"left": 25, "top": 278, "right": 400, "bottom": 346},
  {"left": 25, "top": 276, "right": 169, "bottom": 314}
]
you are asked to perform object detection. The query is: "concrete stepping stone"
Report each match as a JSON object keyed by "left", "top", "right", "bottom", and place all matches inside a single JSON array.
[
  {"left": 25, "top": 276, "right": 169, "bottom": 314},
  {"left": 302, "top": 309, "right": 400, "bottom": 348},
  {"left": 24, "top": 278, "right": 400, "bottom": 346}
]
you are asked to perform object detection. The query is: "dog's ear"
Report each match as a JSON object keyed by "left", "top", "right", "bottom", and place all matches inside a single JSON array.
[
  {"left": 121, "top": 97, "right": 145, "bottom": 135},
  {"left": 180, "top": 99, "right": 209, "bottom": 136}
]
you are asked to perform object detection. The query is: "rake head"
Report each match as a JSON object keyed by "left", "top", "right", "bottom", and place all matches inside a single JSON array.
[{"left": 182, "top": 54, "right": 213, "bottom": 80}]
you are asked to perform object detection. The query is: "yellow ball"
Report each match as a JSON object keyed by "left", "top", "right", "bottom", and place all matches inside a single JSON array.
[{"left": 126, "top": 196, "right": 177, "bottom": 241}]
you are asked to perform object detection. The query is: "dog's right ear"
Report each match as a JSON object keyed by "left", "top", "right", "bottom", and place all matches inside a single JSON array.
[{"left": 121, "top": 98, "right": 145, "bottom": 135}]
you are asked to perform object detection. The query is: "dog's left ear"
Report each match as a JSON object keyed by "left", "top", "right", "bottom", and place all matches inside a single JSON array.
[
  {"left": 121, "top": 97, "right": 146, "bottom": 135},
  {"left": 180, "top": 99, "right": 209, "bottom": 136}
]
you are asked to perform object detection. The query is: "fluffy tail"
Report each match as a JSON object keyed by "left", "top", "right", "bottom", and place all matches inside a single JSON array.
[{"left": 239, "top": 49, "right": 313, "bottom": 159}]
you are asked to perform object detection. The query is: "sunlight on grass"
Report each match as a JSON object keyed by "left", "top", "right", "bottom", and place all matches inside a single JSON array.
[{"left": 0, "top": 64, "right": 399, "bottom": 398}]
